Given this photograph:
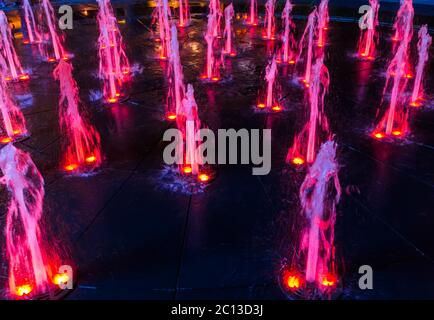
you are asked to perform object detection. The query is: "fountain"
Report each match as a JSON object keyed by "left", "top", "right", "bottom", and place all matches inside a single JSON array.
[
  {"left": 166, "top": 24, "right": 186, "bottom": 120},
  {"left": 317, "top": 0, "right": 329, "bottom": 48},
  {"left": 296, "top": 9, "right": 318, "bottom": 87},
  {"left": 409, "top": 25, "right": 432, "bottom": 107},
  {"left": 178, "top": 0, "right": 190, "bottom": 28},
  {"left": 156, "top": 0, "right": 172, "bottom": 60},
  {"left": 287, "top": 57, "right": 330, "bottom": 165},
  {"left": 176, "top": 84, "right": 207, "bottom": 181},
  {"left": 357, "top": 0, "right": 379, "bottom": 60},
  {"left": 0, "top": 11, "right": 29, "bottom": 82},
  {"left": 202, "top": 5, "right": 221, "bottom": 81},
  {"left": 54, "top": 60, "right": 102, "bottom": 174},
  {"left": 0, "top": 56, "right": 28, "bottom": 144},
  {"left": 277, "top": 0, "right": 296, "bottom": 65},
  {"left": 283, "top": 141, "right": 341, "bottom": 299},
  {"left": 223, "top": 3, "right": 236, "bottom": 57},
  {"left": 22, "top": 0, "right": 42, "bottom": 44},
  {"left": 372, "top": 2, "right": 413, "bottom": 139},
  {"left": 97, "top": 0, "right": 131, "bottom": 103},
  {"left": 246, "top": 0, "right": 258, "bottom": 26},
  {"left": 257, "top": 56, "right": 282, "bottom": 112},
  {"left": 263, "top": 0, "right": 276, "bottom": 40},
  {"left": 0, "top": 144, "right": 66, "bottom": 299},
  {"left": 40, "top": 0, "right": 67, "bottom": 62},
  {"left": 392, "top": 0, "right": 414, "bottom": 45},
  {"left": 209, "top": 0, "right": 222, "bottom": 37}
]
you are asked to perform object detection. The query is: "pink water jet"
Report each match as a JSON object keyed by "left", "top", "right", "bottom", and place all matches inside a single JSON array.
[
  {"left": 296, "top": 9, "right": 318, "bottom": 87},
  {"left": 167, "top": 24, "right": 186, "bottom": 119},
  {"left": 202, "top": 6, "right": 221, "bottom": 81},
  {"left": 0, "top": 56, "right": 28, "bottom": 143},
  {"left": 97, "top": 0, "right": 131, "bottom": 103},
  {"left": 357, "top": 0, "right": 379, "bottom": 60},
  {"left": 373, "top": 2, "right": 413, "bottom": 139},
  {"left": 287, "top": 57, "right": 330, "bottom": 165},
  {"left": 409, "top": 25, "right": 432, "bottom": 107},
  {"left": 54, "top": 60, "right": 102, "bottom": 174},
  {"left": 0, "top": 144, "right": 63, "bottom": 298},
  {"left": 277, "top": 0, "right": 296, "bottom": 65},
  {"left": 209, "top": 0, "right": 223, "bottom": 38},
  {"left": 223, "top": 3, "right": 236, "bottom": 56},
  {"left": 40, "top": 0, "right": 67, "bottom": 62},
  {"left": 263, "top": 0, "right": 276, "bottom": 40},
  {"left": 285, "top": 141, "right": 341, "bottom": 295},
  {"left": 392, "top": 0, "right": 414, "bottom": 46},
  {"left": 246, "top": 0, "right": 258, "bottom": 26},
  {"left": 257, "top": 56, "right": 282, "bottom": 112},
  {"left": 0, "top": 11, "right": 29, "bottom": 82},
  {"left": 178, "top": 0, "right": 190, "bottom": 27},
  {"left": 22, "top": 0, "right": 42, "bottom": 44},
  {"left": 176, "top": 84, "right": 204, "bottom": 177},
  {"left": 317, "top": 0, "right": 329, "bottom": 48},
  {"left": 155, "top": 0, "right": 172, "bottom": 60}
]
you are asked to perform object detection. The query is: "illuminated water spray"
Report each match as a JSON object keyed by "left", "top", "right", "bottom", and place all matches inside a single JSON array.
[
  {"left": 209, "top": 0, "right": 222, "bottom": 37},
  {"left": 257, "top": 56, "right": 282, "bottom": 112},
  {"left": 22, "top": 0, "right": 42, "bottom": 44},
  {"left": 40, "top": 0, "right": 67, "bottom": 62},
  {"left": 373, "top": 1, "right": 413, "bottom": 139},
  {"left": 166, "top": 24, "right": 186, "bottom": 120},
  {"left": 97, "top": 0, "right": 131, "bottom": 103},
  {"left": 176, "top": 84, "right": 208, "bottom": 182},
  {"left": 0, "top": 12, "right": 29, "bottom": 82},
  {"left": 246, "top": 0, "right": 258, "bottom": 26},
  {"left": 296, "top": 9, "right": 318, "bottom": 87},
  {"left": 54, "top": 60, "right": 102, "bottom": 174},
  {"left": 283, "top": 141, "right": 341, "bottom": 296},
  {"left": 392, "top": 0, "right": 414, "bottom": 45},
  {"left": 0, "top": 57, "right": 28, "bottom": 143},
  {"left": 357, "top": 0, "right": 379, "bottom": 60},
  {"left": 410, "top": 25, "right": 432, "bottom": 107},
  {"left": 156, "top": 0, "right": 172, "bottom": 60},
  {"left": 223, "top": 4, "right": 236, "bottom": 56},
  {"left": 277, "top": 0, "right": 296, "bottom": 65},
  {"left": 317, "top": 0, "right": 329, "bottom": 48},
  {"left": 263, "top": 0, "right": 276, "bottom": 40},
  {"left": 0, "top": 144, "right": 63, "bottom": 298},
  {"left": 287, "top": 57, "right": 330, "bottom": 166},
  {"left": 178, "top": 0, "right": 190, "bottom": 27},
  {"left": 202, "top": 6, "right": 221, "bottom": 81}
]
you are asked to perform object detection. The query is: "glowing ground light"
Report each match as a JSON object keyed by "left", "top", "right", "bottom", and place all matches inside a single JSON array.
[
  {"left": 410, "top": 100, "right": 422, "bottom": 107},
  {"left": 85, "top": 155, "right": 97, "bottom": 163},
  {"left": 13, "top": 129, "right": 21, "bottom": 135},
  {"left": 64, "top": 163, "right": 78, "bottom": 171},
  {"left": 288, "top": 60, "right": 296, "bottom": 65},
  {"left": 284, "top": 272, "right": 302, "bottom": 290},
  {"left": 182, "top": 166, "right": 192, "bottom": 174},
  {"left": 48, "top": 57, "right": 56, "bottom": 62},
  {"left": 211, "top": 77, "right": 220, "bottom": 82},
  {"left": 53, "top": 273, "right": 70, "bottom": 286},
  {"left": 18, "top": 74, "right": 30, "bottom": 81},
  {"left": 406, "top": 73, "right": 413, "bottom": 79},
  {"left": 198, "top": 173, "right": 210, "bottom": 182},
  {"left": 321, "top": 273, "right": 337, "bottom": 287},
  {"left": 166, "top": 112, "right": 177, "bottom": 121},
  {"left": 1, "top": 137, "right": 12, "bottom": 144},
  {"left": 107, "top": 97, "right": 118, "bottom": 104},
  {"left": 373, "top": 132, "right": 385, "bottom": 139},
  {"left": 15, "top": 284, "right": 33, "bottom": 297},
  {"left": 392, "top": 130, "right": 402, "bottom": 137},
  {"left": 292, "top": 157, "right": 305, "bottom": 165},
  {"left": 23, "top": 39, "right": 30, "bottom": 44},
  {"left": 272, "top": 105, "right": 282, "bottom": 112},
  {"left": 5, "top": 76, "right": 12, "bottom": 81}
]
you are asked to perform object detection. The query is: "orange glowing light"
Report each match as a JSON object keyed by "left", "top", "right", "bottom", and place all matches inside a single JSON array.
[
  {"left": 211, "top": 77, "right": 220, "bottom": 82},
  {"left": 23, "top": 39, "right": 30, "bottom": 44},
  {"left": 272, "top": 105, "right": 282, "bottom": 112},
  {"left": 166, "top": 112, "right": 177, "bottom": 121},
  {"left": 292, "top": 157, "right": 305, "bottom": 165},
  {"left": 15, "top": 284, "right": 32, "bottom": 297},
  {"left": 53, "top": 273, "right": 70, "bottom": 286},
  {"left": 48, "top": 57, "right": 56, "bottom": 62},
  {"left": 321, "top": 273, "right": 337, "bottom": 287},
  {"left": 257, "top": 103, "right": 265, "bottom": 109},
  {"left": 198, "top": 173, "right": 210, "bottom": 182},
  {"left": 18, "top": 74, "right": 30, "bottom": 81},
  {"left": 159, "top": 55, "right": 167, "bottom": 60},
  {"left": 373, "top": 132, "right": 385, "bottom": 139},
  {"left": 64, "top": 164, "right": 78, "bottom": 171},
  {"left": 406, "top": 74, "right": 413, "bottom": 79},
  {"left": 183, "top": 166, "right": 192, "bottom": 174},
  {"left": 286, "top": 275, "right": 301, "bottom": 289},
  {"left": 108, "top": 97, "right": 118, "bottom": 103},
  {"left": 5, "top": 76, "right": 12, "bottom": 81},
  {"left": 13, "top": 129, "right": 21, "bottom": 135},
  {"left": 229, "top": 52, "right": 236, "bottom": 57},
  {"left": 1, "top": 137, "right": 12, "bottom": 143},
  {"left": 62, "top": 56, "right": 69, "bottom": 61},
  {"left": 288, "top": 60, "right": 296, "bottom": 65},
  {"left": 391, "top": 130, "right": 402, "bottom": 137},
  {"left": 122, "top": 69, "right": 129, "bottom": 75},
  {"left": 317, "top": 43, "right": 324, "bottom": 48},
  {"left": 85, "top": 155, "right": 97, "bottom": 163},
  {"left": 410, "top": 101, "right": 422, "bottom": 107}
]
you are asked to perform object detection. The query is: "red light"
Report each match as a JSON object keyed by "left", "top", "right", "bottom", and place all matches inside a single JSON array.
[
  {"left": 283, "top": 271, "right": 303, "bottom": 290},
  {"left": 373, "top": 132, "right": 385, "bottom": 139},
  {"left": 198, "top": 173, "right": 210, "bottom": 182},
  {"left": 391, "top": 130, "right": 402, "bottom": 137},
  {"left": 211, "top": 77, "right": 220, "bottom": 82},
  {"left": 85, "top": 155, "right": 97, "bottom": 163},
  {"left": 272, "top": 105, "right": 282, "bottom": 112},
  {"left": 321, "top": 273, "right": 337, "bottom": 287},
  {"left": 18, "top": 74, "right": 30, "bottom": 81},
  {"left": 257, "top": 103, "right": 265, "bottom": 109},
  {"left": 288, "top": 60, "right": 296, "bottom": 65},
  {"left": 5, "top": 76, "right": 12, "bottom": 81},
  {"left": 13, "top": 129, "right": 21, "bottom": 135},
  {"left": 53, "top": 273, "right": 70, "bottom": 286},
  {"left": 229, "top": 52, "right": 236, "bottom": 57},
  {"left": 292, "top": 157, "right": 305, "bottom": 165},
  {"left": 107, "top": 97, "right": 118, "bottom": 104},
  {"left": 23, "top": 39, "right": 30, "bottom": 44},
  {"left": 406, "top": 74, "right": 413, "bottom": 79},
  {"left": 410, "top": 101, "right": 422, "bottom": 107},
  {"left": 182, "top": 166, "right": 192, "bottom": 174},
  {"left": 392, "top": 37, "right": 399, "bottom": 42},
  {"left": 1, "top": 137, "right": 12, "bottom": 144}
]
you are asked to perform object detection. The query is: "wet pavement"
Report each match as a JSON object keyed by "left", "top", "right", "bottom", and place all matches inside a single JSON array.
[{"left": 0, "top": 1, "right": 434, "bottom": 299}]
